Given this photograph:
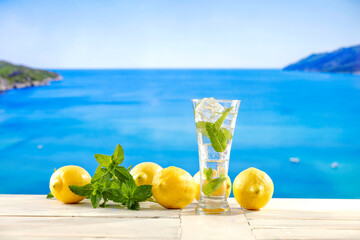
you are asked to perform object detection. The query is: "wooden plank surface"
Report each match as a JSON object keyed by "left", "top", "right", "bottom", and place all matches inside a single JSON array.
[
  {"left": 250, "top": 219, "right": 360, "bottom": 230},
  {"left": 253, "top": 229, "right": 360, "bottom": 240},
  {"left": 0, "top": 194, "right": 180, "bottom": 218},
  {"left": 0, "top": 195, "right": 359, "bottom": 240},
  {"left": 0, "top": 216, "right": 180, "bottom": 239},
  {"left": 242, "top": 198, "right": 360, "bottom": 240},
  {"left": 180, "top": 203, "right": 255, "bottom": 240}
]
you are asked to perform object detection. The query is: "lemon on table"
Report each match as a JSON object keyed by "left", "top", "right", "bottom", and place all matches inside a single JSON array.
[
  {"left": 193, "top": 171, "right": 232, "bottom": 201},
  {"left": 152, "top": 166, "right": 196, "bottom": 209},
  {"left": 233, "top": 167, "right": 274, "bottom": 210},
  {"left": 130, "top": 162, "right": 163, "bottom": 186},
  {"left": 49, "top": 165, "right": 91, "bottom": 204}
]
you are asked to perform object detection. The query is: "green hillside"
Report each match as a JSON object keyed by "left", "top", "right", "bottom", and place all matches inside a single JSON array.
[
  {"left": 0, "top": 60, "right": 61, "bottom": 91},
  {"left": 0, "top": 60, "right": 59, "bottom": 83}
]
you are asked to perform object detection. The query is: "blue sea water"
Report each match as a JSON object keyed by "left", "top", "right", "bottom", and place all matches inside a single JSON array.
[{"left": 0, "top": 69, "right": 359, "bottom": 198}]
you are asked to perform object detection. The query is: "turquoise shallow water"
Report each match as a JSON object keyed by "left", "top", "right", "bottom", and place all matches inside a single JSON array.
[{"left": 0, "top": 69, "right": 359, "bottom": 198}]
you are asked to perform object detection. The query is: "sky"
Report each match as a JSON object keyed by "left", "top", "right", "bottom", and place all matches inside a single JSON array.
[{"left": 0, "top": 0, "right": 359, "bottom": 69}]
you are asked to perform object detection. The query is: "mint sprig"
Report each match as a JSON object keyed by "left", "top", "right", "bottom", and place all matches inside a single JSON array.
[
  {"left": 203, "top": 167, "right": 213, "bottom": 181},
  {"left": 214, "top": 107, "right": 233, "bottom": 129},
  {"left": 196, "top": 106, "right": 234, "bottom": 152},
  {"left": 47, "top": 169, "right": 57, "bottom": 198},
  {"left": 205, "top": 123, "right": 227, "bottom": 152},
  {"left": 68, "top": 183, "right": 94, "bottom": 196},
  {"left": 202, "top": 172, "right": 227, "bottom": 197},
  {"left": 46, "top": 193, "right": 54, "bottom": 199},
  {"left": 50, "top": 144, "right": 152, "bottom": 210}
]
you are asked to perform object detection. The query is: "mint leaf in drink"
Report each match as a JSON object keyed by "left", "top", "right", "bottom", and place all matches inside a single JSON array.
[
  {"left": 221, "top": 128, "right": 232, "bottom": 140},
  {"left": 195, "top": 106, "right": 234, "bottom": 153},
  {"left": 202, "top": 174, "right": 227, "bottom": 197},
  {"left": 46, "top": 192, "right": 54, "bottom": 199},
  {"left": 196, "top": 121, "right": 210, "bottom": 138},
  {"left": 69, "top": 184, "right": 94, "bottom": 196},
  {"left": 214, "top": 106, "right": 233, "bottom": 130},
  {"left": 203, "top": 168, "right": 213, "bottom": 182},
  {"left": 94, "top": 154, "right": 111, "bottom": 169},
  {"left": 205, "top": 122, "right": 227, "bottom": 152}
]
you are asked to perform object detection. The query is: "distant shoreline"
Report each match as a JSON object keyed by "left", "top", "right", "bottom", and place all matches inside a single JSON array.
[
  {"left": 283, "top": 45, "right": 360, "bottom": 74},
  {"left": 0, "top": 60, "right": 63, "bottom": 92},
  {"left": 0, "top": 75, "right": 63, "bottom": 92},
  {"left": 50, "top": 68, "right": 360, "bottom": 75}
]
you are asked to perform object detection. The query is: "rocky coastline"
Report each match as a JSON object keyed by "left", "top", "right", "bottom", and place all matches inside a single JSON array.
[
  {"left": 0, "top": 60, "right": 62, "bottom": 92},
  {"left": 0, "top": 75, "right": 62, "bottom": 92}
]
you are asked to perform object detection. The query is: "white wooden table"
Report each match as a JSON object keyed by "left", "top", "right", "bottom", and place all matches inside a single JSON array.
[{"left": 0, "top": 195, "right": 359, "bottom": 239}]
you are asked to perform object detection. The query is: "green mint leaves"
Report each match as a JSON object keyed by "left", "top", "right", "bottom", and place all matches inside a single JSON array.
[
  {"left": 202, "top": 174, "right": 226, "bottom": 196},
  {"left": 46, "top": 193, "right": 54, "bottom": 199},
  {"left": 202, "top": 168, "right": 227, "bottom": 197},
  {"left": 46, "top": 168, "right": 57, "bottom": 199},
  {"left": 68, "top": 184, "right": 94, "bottom": 196},
  {"left": 214, "top": 107, "right": 233, "bottom": 129},
  {"left": 65, "top": 144, "right": 152, "bottom": 210},
  {"left": 205, "top": 123, "right": 228, "bottom": 152},
  {"left": 196, "top": 106, "right": 233, "bottom": 152},
  {"left": 203, "top": 167, "right": 213, "bottom": 181}
]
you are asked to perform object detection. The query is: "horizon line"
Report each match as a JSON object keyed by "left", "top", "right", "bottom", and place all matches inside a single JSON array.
[{"left": 48, "top": 67, "right": 283, "bottom": 71}]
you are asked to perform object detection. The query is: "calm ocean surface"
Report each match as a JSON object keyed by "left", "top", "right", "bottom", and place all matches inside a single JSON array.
[{"left": 0, "top": 69, "right": 359, "bottom": 198}]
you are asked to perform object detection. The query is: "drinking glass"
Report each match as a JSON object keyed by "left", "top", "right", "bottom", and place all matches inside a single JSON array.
[{"left": 192, "top": 98, "right": 240, "bottom": 214}]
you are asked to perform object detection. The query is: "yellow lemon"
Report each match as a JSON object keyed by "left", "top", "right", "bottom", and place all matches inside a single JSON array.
[
  {"left": 152, "top": 166, "right": 196, "bottom": 209},
  {"left": 49, "top": 165, "right": 91, "bottom": 204},
  {"left": 130, "top": 162, "right": 163, "bottom": 186},
  {"left": 233, "top": 167, "right": 274, "bottom": 210},
  {"left": 193, "top": 171, "right": 232, "bottom": 201}
]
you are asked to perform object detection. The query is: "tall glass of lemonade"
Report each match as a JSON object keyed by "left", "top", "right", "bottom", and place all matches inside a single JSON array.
[{"left": 192, "top": 98, "right": 240, "bottom": 214}]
